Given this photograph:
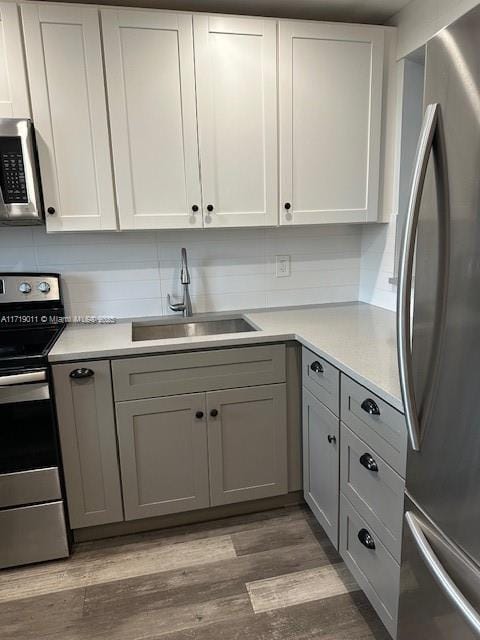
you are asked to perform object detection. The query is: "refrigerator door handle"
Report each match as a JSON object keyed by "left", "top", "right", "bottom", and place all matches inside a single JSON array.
[
  {"left": 406, "top": 511, "right": 480, "bottom": 635},
  {"left": 397, "top": 103, "right": 449, "bottom": 451}
]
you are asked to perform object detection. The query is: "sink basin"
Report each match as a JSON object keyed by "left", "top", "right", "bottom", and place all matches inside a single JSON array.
[{"left": 132, "top": 317, "right": 258, "bottom": 341}]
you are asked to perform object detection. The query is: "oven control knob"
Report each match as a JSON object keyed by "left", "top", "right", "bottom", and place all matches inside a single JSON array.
[
  {"left": 38, "top": 281, "right": 51, "bottom": 294},
  {"left": 18, "top": 282, "right": 31, "bottom": 294}
]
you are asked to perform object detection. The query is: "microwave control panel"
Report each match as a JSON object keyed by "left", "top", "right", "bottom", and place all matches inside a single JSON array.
[{"left": 0, "top": 136, "right": 28, "bottom": 204}]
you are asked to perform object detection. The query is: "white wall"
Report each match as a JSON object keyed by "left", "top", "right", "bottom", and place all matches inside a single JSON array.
[
  {"left": 0, "top": 225, "right": 361, "bottom": 318},
  {"left": 388, "top": 0, "right": 479, "bottom": 59}
]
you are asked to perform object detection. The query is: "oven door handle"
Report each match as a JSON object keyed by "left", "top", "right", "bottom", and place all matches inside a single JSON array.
[{"left": 0, "top": 370, "right": 47, "bottom": 386}]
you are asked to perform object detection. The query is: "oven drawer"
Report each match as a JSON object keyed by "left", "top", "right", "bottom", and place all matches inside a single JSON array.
[
  {"left": 339, "top": 494, "right": 400, "bottom": 638},
  {"left": 112, "top": 345, "right": 286, "bottom": 401},
  {"left": 340, "top": 424, "right": 404, "bottom": 561},
  {"left": 302, "top": 347, "right": 339, "bottom": 415},
  {"left": 340, "top": 375, "right": 407, "bottom": 476},
  {"left": 0, "top": 467, "right": 62, "bottom": 509},
  {"left": 0, "top": 501, "right": 69, "bottom": 569}
]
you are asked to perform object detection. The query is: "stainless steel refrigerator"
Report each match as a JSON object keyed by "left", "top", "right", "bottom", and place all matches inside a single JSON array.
[{"left": 397, "top": 4, "right": 480, "bottom": 638}]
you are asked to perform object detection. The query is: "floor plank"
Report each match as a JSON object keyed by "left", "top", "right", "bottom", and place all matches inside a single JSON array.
[
  {"left": 0, "top": 588, "right": 86, "bottom": 640},
  {"left": 247, "top": 563, "right": 359, "bottom": 613},
  {"left": 231, "top": 517, "right": 323, "bottom": 556}
]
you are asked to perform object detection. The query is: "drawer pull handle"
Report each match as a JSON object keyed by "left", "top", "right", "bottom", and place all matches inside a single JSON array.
[
  {"left": 210, "top": 409, "right": 218, "bottom": 417},
  {"left": 310, "top": 361, "right": 324, "bottom": 374},
  {"left": 361, "top": 398, "right": 381, "bottom": 416},
  {"left": 69, "top": 368, "right": 94, "bottom": 379},
  {"left": 195, "top": 411, "right": 204, "bottom": 419},
  {"left": 359, "top": 453, "right": 379, "bottom": 472},
  {"left": 327, "top": 434, "right": 336, "bottom": 445},
  {"left": 358, "top": 528, "right": 376, "bottom": 550}
]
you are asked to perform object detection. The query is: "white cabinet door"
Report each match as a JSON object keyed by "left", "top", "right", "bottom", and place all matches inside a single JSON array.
[
  {"left": 194, "top": 15, "right": 278, "bottom": 228},
  {"left": 279, "top": 21, "right": 384, "bottom": 225},
  {"left": 21, "top": 3, "right": 117, "bottom": 232},
  {"left": 0, "top": 3, "right": 30, "bottom": 118},
  {"left": 102, "top": 9, "right": 202, "bottom": 230}
]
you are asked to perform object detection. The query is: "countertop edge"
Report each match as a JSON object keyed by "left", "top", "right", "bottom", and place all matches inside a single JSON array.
[{"left": 48, "top": 319, "right": 404, "bottom": 414}]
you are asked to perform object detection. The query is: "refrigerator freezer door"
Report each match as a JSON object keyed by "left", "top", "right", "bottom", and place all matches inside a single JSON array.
[
  {"left": 398, "top": 497, "right": 480, "bottom": 639},
  {"left": 404, "top": 4, "right": 480, "bottom": 563}
]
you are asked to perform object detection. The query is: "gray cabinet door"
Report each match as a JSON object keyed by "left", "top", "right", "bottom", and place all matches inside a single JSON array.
[
  {"left": 52, "top": 360, "right": 124, "bottom": 528},
  {"left": 303, "top": 387, "right": 339, "bottom": 548},
  {"left": 116, "top": 393, "right": 210, "bottom": 520},
  {"left": 207, "top": 384, "right": 288, "bottom": 506}
]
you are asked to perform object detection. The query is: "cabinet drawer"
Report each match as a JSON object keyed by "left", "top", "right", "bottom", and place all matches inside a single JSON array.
[
  {"left": 112, "top": 345, "right": 286, "bottom": 401},
  {"left": 341, "top": 424, "right": 404, "bottom": 562},
  {"left": 339, "top": 494, "right": 400, "bottom": 638},
  {"left": 340, "top": 375, "right": 407, "bottom": 476},
  {"left": 302, "top": 347, "right": 339, "bottom": 415}
]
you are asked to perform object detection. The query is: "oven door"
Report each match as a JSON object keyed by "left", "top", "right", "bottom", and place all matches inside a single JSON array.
[{"left": 0, "top": 369, "right": 62, "bottom": 508}]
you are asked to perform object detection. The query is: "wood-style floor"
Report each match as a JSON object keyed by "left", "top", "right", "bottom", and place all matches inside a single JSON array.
[{"left": 0, "top": 505, "right": 389, "bottom": 639}]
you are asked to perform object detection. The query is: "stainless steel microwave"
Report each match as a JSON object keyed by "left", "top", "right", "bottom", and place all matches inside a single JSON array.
[{"left": 0, "top": 118, "right": 43, "bottom": 225}]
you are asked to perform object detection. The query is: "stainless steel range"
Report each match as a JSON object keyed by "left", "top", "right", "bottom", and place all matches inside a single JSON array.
[{"left": 0, "top": 273, "right": 69, "bottom": 569}]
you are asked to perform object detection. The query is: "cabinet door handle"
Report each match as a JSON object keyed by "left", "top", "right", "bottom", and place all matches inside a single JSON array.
[
  {"left": 358, "top": 528, "right": 376, "bottom": 550},
  {"left": 192, "top": 205, "right": 199, "bottom": 212},
  {"left": 69, "top": 368, "right": 94, "bottom": 379},
  {"left": 284, "top": 202, "right": 291, "bottom": 210},
  {"left": 206, "top": 204, "right": 214, "bottom": 212},
  {"left": 327, "top": 434, "right": 336, "bottom": 445},
  {"left": 47, "top": 206, "right": 56, "bottom": 215},
  {"left": 359, "top": 453, "right": 379, "bottom": 472},
  {"left": 210, "top": 409, "right": 218, "bottom": 417},
  {"left": 195, "top": 411, "right": 204, "bottom": 419},
  {"left": 310, "top": 361, "right": 324, "bottom": 374},
  {"left": 361, "top": 398, "right": 381, "bottom": 416}
]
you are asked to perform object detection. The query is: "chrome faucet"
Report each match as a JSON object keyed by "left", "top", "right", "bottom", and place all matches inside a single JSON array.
[{"left": 167, "top": 248, "right": 193, "bottom": 317}]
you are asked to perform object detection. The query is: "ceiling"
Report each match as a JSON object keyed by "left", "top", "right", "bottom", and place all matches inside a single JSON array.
[{"left": 59, "top": 0, "right": 412, "bottom": 25}]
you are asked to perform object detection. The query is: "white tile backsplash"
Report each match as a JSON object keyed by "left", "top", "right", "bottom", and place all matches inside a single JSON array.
[
  {"left": 0, "top": 225, "right": 364, "bottom": 318},
  {"left": 359, "top": 220, "right": 397, "bottom": 312}
]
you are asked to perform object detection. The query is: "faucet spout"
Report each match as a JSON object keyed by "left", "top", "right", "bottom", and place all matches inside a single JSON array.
[
  {"left": 168, "top": 248, "right": 193, "bottom": 317},
  {"left": 180, "top": 247, "right": 190, "bottom": 285}
]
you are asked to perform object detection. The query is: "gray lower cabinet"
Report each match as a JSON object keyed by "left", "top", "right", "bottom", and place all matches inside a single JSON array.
[
  {"left": 52, "top": 360, "right": 124, "bottom": 528},
  {"left": 116, "top": 393, "right": 210, "bottom": 520},
  {"left": 207, "top": 384, "right": 288, "bottom": 506},
  {"left": 116, "top": 384, "right": 287, "bottom": 518},
  {"left": 303, "top": 387, "right": 339, "bottom": 548}
]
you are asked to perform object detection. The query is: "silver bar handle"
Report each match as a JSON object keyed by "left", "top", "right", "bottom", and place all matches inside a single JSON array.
[
  {"left": 406, "top": 512, "right": 480, "bottom": 635},
  {"left": 0, "top": 370, "right": 46, "bottom": 386},
  {"left": 397, "top": 103, "right": 439, "bottom": 451}
]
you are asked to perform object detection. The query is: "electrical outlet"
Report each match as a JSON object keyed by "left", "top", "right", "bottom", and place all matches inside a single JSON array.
[{"left": 276, "top": 255, "right": 291, "bottom": 277}]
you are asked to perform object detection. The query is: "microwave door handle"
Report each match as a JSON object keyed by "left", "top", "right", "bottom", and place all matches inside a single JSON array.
[
  {"left": 405, "top": 512, "right": 480, "bottom": 635},
  {"left": 397, "top": 103, "right": 439, "bottom": 452}
]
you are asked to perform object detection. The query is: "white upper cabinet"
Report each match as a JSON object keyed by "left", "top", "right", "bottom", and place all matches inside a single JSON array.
[
  {"left": 21, "top": 3, "right": 117, "bottom": 232},
  {"left": 194, "top": 15, "right": 278, "bottom": 228},
  {"left": 102, "top": 9, "right": 202, "bottom": 230},
  {"left": 279, "top": 21, "right": 385, "bottom": 225},
  {"left": 0, "top": 3, "right": 30, "bottom": 118}
]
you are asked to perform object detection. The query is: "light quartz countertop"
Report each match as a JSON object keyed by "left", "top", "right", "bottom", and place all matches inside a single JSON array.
[{"left": 49, "top": 302, "right": 402, "bottom": 412}]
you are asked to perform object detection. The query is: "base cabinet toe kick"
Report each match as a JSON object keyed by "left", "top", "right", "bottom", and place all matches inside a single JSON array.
[{"left": 301, "top": 347, "right": 406, "bottom": 639}]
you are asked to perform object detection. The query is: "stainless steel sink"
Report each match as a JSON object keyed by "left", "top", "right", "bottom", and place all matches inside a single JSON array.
[{"left": 132, "top": 317, "right": 257, "bottom": 341}]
